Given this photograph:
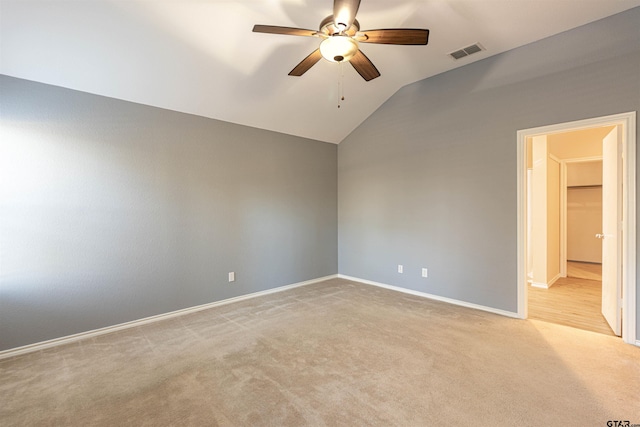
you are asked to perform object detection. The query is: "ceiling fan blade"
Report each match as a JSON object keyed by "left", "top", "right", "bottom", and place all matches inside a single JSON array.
[
  {"left": 252, "top": 25, "right": 318, "bottom": 37},
  {"left": 349, "top": 49, "right": 380, "bottom": 81},
  {"left": 288, "top": 49, "right": 323, "bottom": 76},
  {"left": 359, "top": 29, "right": 429, "bottom": 45},
  {"left": 333, "top": 0, "right": 361, "bottom": 30}
]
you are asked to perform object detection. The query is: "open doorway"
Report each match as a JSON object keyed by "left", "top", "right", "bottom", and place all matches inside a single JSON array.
[
  {"left": 516, "top": 112, "right": 636, "bottom": 345},
  {"left": 526, "top": 131, "right": 610, "bottom": 334}
]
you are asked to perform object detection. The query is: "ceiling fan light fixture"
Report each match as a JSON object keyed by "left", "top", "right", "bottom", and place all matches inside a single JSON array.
[
  {"left": 320, "top": 36, "right": 358, "bottom": 63},
  {"left": 253, "top": 0, "right": 429, "bottom": 81}
]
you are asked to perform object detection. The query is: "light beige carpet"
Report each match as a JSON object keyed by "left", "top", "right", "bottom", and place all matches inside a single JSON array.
[{"left": 1, "top": 279, "right": 639, "bottom": 426}]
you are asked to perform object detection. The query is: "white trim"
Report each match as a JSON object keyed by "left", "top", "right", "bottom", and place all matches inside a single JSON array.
[
  {"left": 517, "top": 126, "right": 528, "bottom": 319},
  {"left": 530, "top": 272, "right": 562, "bottom": 289},
  {"left": 560, "top": 160, "right": 567, "bottom": 277},
  {"left": 563, "top": 156, "right": 603, "bottom": 163},
  {"left": 531, "top": 282, "right": 549, "bottom": 289},
  {"left": 622, "top": 114, "right": 636, "bottom": 345},
  {"left": 517, "top": 111, "right": 636, "bottom": 345},
  {"left": 549, "top": 153, "right": 562, "bottom": 164},
  {"left": 338, "top": 274, "right": 519, "bottom": 319},
  {"left": 0, "top": 274, "right": 338, "bottom": 360},
  {"left": 547, "top": 154, "right": 562, "bottom": 281},
  {"left": 636, "top": 340, "right": 640, "bottom": 347},
  {"left": 548, "top": 272, "right": 562, "bottom": 288}
]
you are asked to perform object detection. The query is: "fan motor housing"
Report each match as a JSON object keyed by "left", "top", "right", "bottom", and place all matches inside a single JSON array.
[{"left": 319, "top": 15, "right": 360, "bottom": 36}]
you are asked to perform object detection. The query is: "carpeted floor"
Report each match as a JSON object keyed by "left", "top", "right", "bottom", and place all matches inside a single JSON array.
[{"left": 1, "top": 278, "right": 639, "bottom": 426}]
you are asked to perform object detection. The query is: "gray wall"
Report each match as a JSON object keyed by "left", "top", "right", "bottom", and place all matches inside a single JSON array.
[
  {"left": 338, "top": 8, "right": 640, "bottom": 320},
  {"left": 2, "top": 8, "right": 639, "bottom": 352},
  {"left": 0, "top": 76, "right": 337, "bottom": 351}
]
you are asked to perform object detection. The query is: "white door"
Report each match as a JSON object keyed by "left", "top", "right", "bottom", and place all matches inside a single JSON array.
[{"left": 601, "top": 126, "right": 622, "bottom": 336}]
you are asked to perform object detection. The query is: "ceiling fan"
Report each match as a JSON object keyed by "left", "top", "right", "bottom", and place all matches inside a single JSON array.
[{"left": 253, "top": 0, "right": 429, "bottom": 81}]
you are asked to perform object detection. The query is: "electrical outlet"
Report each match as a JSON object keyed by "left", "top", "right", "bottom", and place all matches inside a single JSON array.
[
  {"left": 422, "top": 268, "right": 428, "bottom": 278},
  {"left": 228, "top": 272, "right": 235, "bottom": 282},
  {"left": 398, "top": 265, "right": 403, "bottom": 274}
]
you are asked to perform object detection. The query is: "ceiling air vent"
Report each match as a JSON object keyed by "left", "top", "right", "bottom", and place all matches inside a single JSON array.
[{"left": 449, "top": 43, "right": 484, "bottom": 60}]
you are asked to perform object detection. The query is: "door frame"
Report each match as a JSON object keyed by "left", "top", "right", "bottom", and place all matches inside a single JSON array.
[{"left": 516, "top": 112, "right": 636, "bottom": 345}]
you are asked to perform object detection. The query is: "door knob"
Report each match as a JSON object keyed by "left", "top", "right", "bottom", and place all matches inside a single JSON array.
[{"left": 596, "top": 233, "right": 605, "bottom": 239}]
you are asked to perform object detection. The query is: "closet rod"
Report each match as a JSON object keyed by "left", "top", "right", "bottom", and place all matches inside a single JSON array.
[{"left": 567, "top": 184, "right": 602, "bottom": 189}]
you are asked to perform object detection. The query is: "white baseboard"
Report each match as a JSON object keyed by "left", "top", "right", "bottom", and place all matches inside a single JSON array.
[
  {"left": 530, "top": 272, "right": 561, "bottom": 289},
  {"left": 338, "top": 274, "right": 519, "bottom": 319},
  {"left": 548, "top": 273, "right": 562, "bottom": 288},
  {"left": 636, "top": 340, "right": 640, "bottom": 347},
  {"left": 531, "top": 282, "right": 549, "bottom": 289},
  {"left": 0, "top": 274, "right": 338, "bottom": 360}
]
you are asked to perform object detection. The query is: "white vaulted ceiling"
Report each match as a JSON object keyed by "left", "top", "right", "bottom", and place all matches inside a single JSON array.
[{"left": 2, "top": 0, "right": 639, "bottom": 143}]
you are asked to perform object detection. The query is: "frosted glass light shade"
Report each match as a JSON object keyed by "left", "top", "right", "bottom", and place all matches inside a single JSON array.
[{"left": 320, "top": 36, "right": 358, "bottom": 63}]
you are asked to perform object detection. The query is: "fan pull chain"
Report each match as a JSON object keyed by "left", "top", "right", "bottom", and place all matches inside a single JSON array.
[{"left": 338, "top": 61, "right": 345, "bottom": 109}]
